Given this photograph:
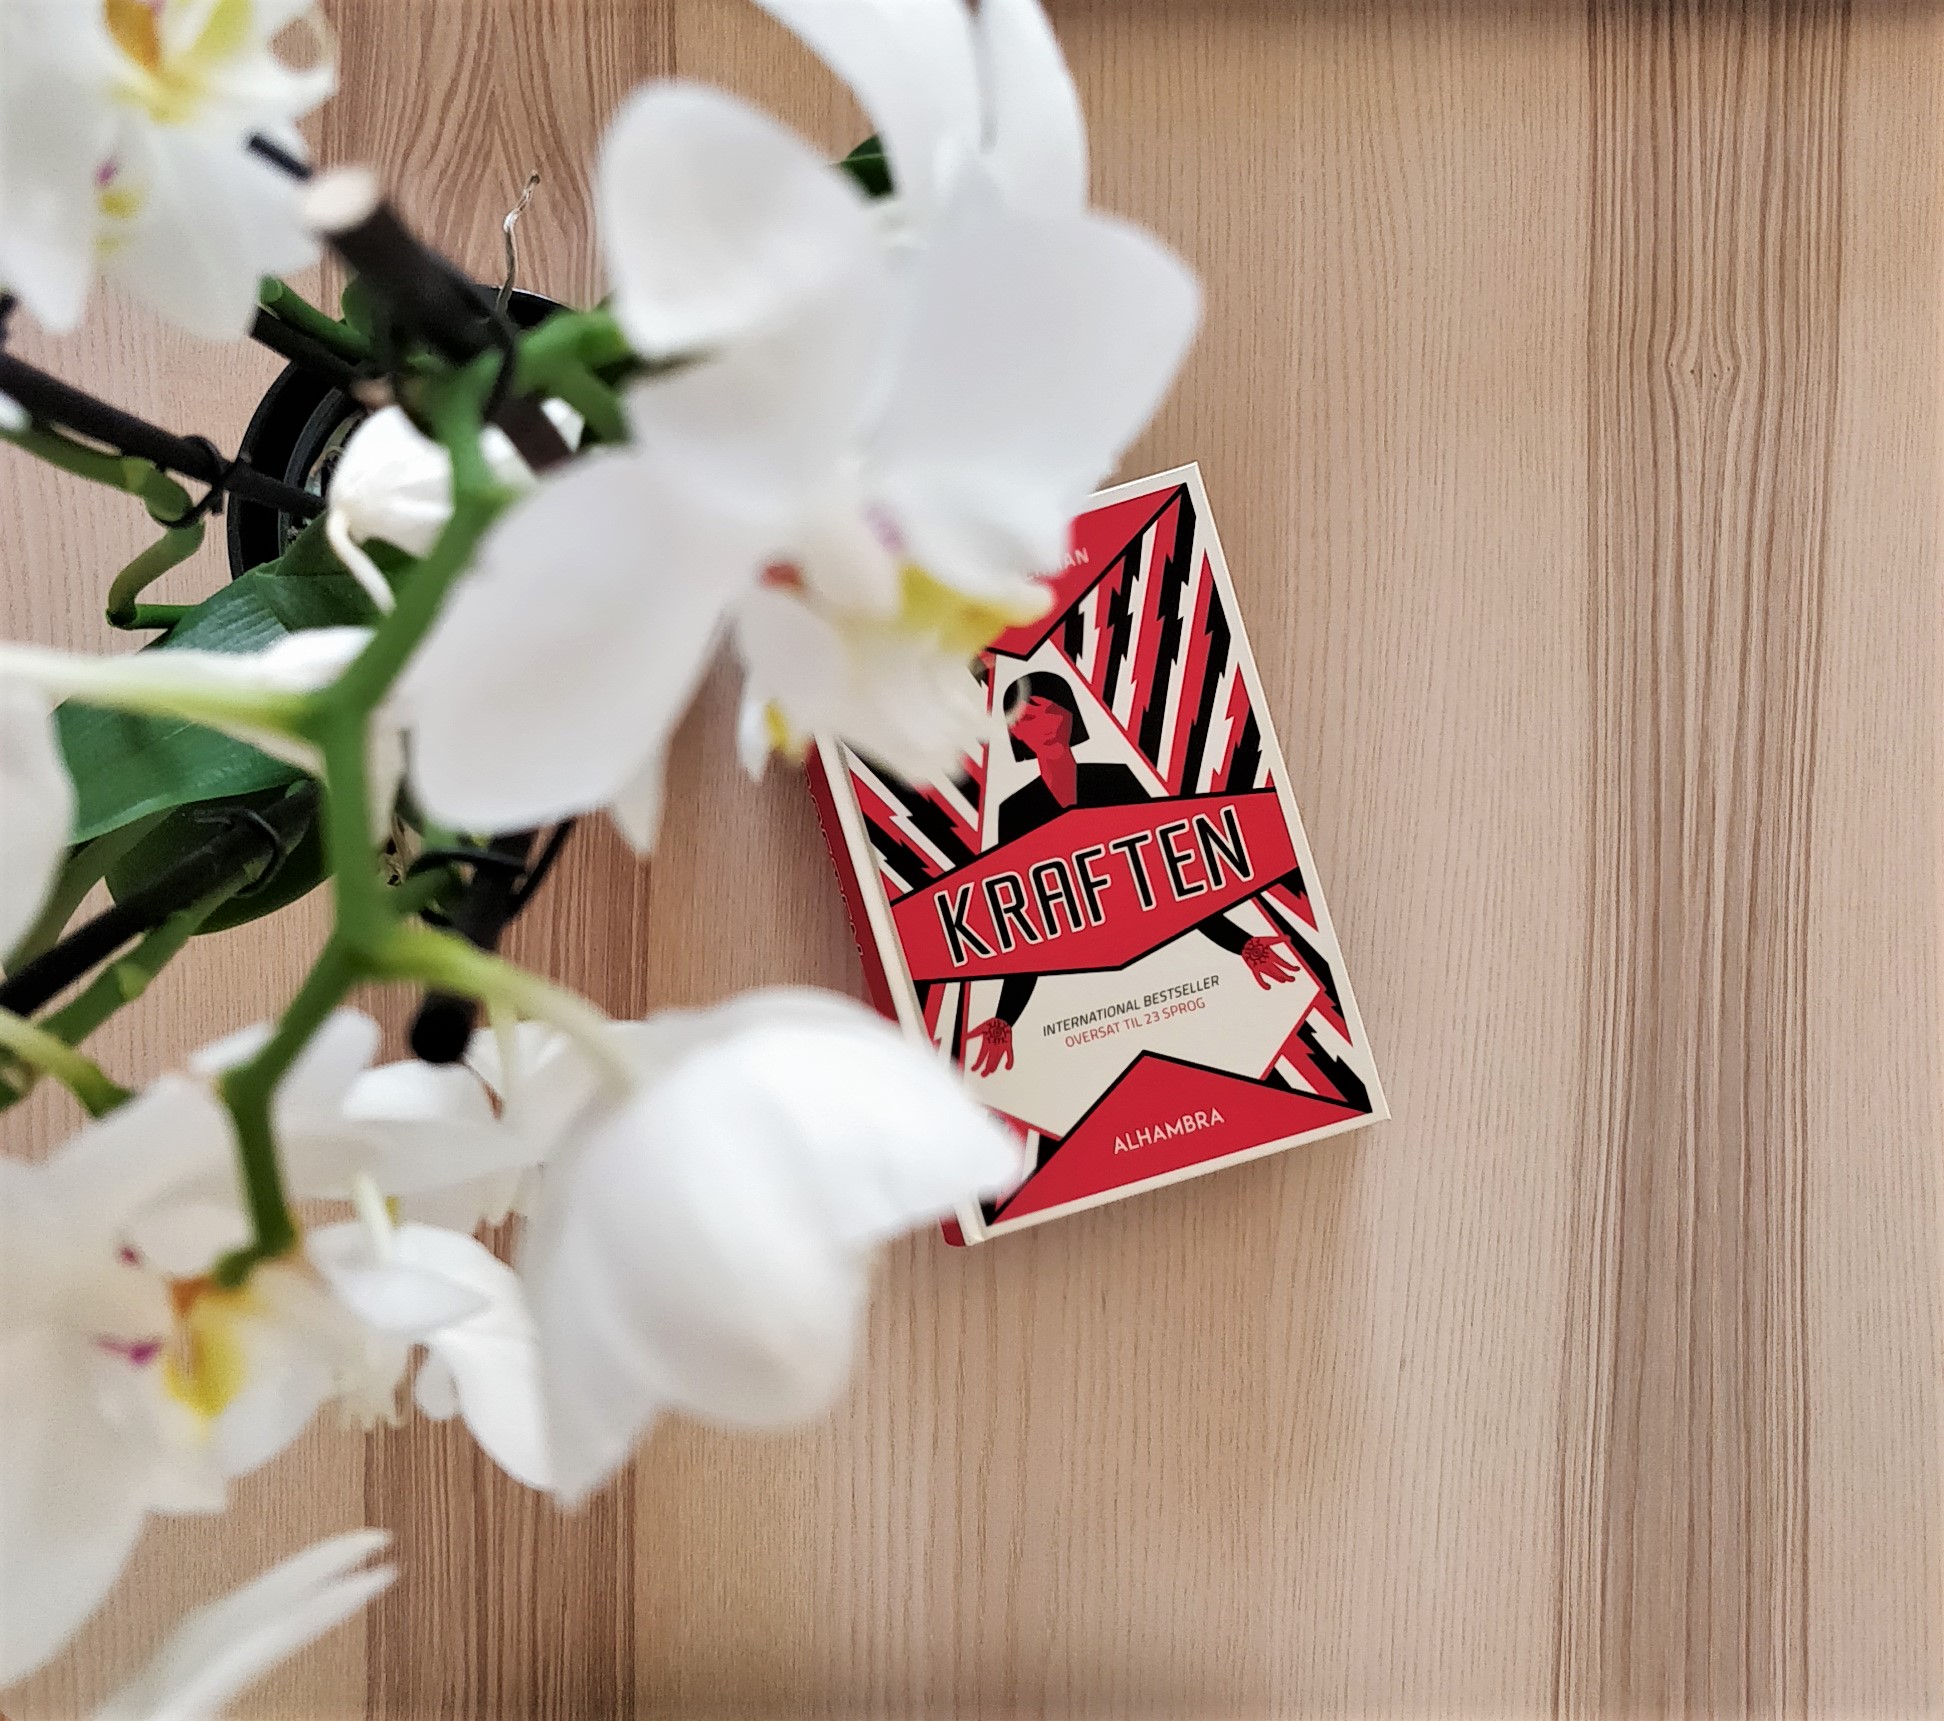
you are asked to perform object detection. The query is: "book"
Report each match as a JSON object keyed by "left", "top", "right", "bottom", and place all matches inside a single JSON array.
[{"left": 809, "top": 464, "right": 1387, "bottom": 1243}]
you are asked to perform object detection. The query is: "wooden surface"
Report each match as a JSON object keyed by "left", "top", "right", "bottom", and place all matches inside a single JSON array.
[{"left": 3, "top": 0, "right": 1941, "bottom": 1714}]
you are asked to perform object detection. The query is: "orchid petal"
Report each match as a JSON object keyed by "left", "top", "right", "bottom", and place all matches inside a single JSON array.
[
  {"left": 0, "top": 1329, "right": 153, "bottom": 1683},
  {"left": 412, "top": 1355, "right": 459, "bottom": 1419},
  {"left": 278, "top": 1008, "right": 382, "bottom": 1118},
  {"left": 0, "top": 681, "right": 73, "bottom": 959},
  {"left": 622, "top": 280, "right": 889, "bottom": 517},
  {"left": 100, "top": 128, "right": 317, "bottom": 343},
  {"left": 606, "top": 752, "right": 668, "bottom": 854},
  {"left": 733, "top": 585, "right": 987, "bottom": 784},
  {"left": 752, "top": 0, "right": 981, "bottom": 219},
  {"left": 405, "top": 452, "right": 761, "bottom": 845},
  {"left": 871, "top": 199, "right": 1201, "bottom": 591},
  {"left": 326, "top": 406, "right": 460, "bottom": 560},
  {"left": 46, "top": 1077, "right": 236, "bottom": 1232},
  {"left": 977, "top": 0, "right": 1088, "bottom": 215},
  {"left": 120, "top": 1200, "right": 250, "bottom": 1282},
  {"left": 600, "top": 81, "right": 880, "bottom": 354},
  {"left": 527, "top": 991, "right": 1022, "bottom": 1504},
  {"left": 308, "top": 1223, "right": 487, "bottom": 1338},
  {"left": 397, "top": 1226, "right": 550, "bottom": 1490},
  {"left": 689, "top": 993, "right": 1026, "bottom": 1248},
  {"left": 197, "top": 1270, "right": 341, "bottom": 1479},
  {"left": 0, "top": 6, "right": 114, "bottom": 332},
  {"left": 92, "top": 1531, "right": 392, "bottom": 1721}
]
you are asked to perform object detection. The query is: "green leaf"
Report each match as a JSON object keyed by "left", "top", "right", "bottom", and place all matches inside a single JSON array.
[
  {"left": 57, "top": 569, "right": 377, "bottom": 843},
  {"left": 838, "top": 135, "right": 893, "bottom": 199}
]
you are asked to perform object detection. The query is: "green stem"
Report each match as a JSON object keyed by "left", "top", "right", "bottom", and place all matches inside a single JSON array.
[
  {"left": 3, "top": 423, "right": 140, "bottom": 488},
  {"left": 214, "top": 939, "right": 359, "bottom": 1284},
  {"left": 0, "top": 1008, "right": 130, "bottom": 1117},
  {"left": 40, "top": 875, "right": 253, "bottom": 1049},
  {"left": 259, "top": 277, "right": 372, "bottom": 365},
  {"left": 118, "top": 603, "right": 193, "bottom": 630},
  {"left": 105, "top": 531, "right": 204, "bottom": 626},
  {"left": 207, "top": 374, "right": 507, "bottom": 1273},
  {"left": 315, "top": 702, "right": 385, "bottom": 944}
]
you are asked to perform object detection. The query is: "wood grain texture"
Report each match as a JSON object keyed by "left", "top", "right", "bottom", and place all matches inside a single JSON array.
[
  {"left": 3, "top": 1, "right": 1941, "bottom": 1716},
  {"left": 310, "top": 6, "right": 672, "bottom": 1716},
  {"left": 1560, "top": 3, "right": 1848, "bottom": 1711}
]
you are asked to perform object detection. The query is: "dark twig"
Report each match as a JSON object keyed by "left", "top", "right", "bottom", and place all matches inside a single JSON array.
[
  {"left": 0, "top": 350, "right": 324, "bottom": 520},
  {"left": 248, "top": 307, "right": 363, "bottom": 392}
]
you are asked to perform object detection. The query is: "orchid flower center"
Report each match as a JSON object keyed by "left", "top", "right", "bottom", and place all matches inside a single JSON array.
[
  {"left": 161, "top": 1275, "right": 256, "bottom": 1420},
  {"left": 104, "top": 0, "right": 256, "bottom": 126},
  {"left": 891, "top": 568, "right": 1046, "bottom": 659}
]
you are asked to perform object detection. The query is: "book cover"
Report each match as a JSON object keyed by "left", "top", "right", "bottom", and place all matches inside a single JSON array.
[{"left": 809, "top": 464, "right": 1386, "bottom": 1242}]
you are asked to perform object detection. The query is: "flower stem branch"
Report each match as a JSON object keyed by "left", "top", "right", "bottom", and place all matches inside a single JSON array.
[
  {"left": 2, "top": 424, "right": 210, "bottom": 625},
  {"left": 40, "top": 876, "right": 252, "bottom": 1048},
  {"left": 0, "top": 1009, "right": 130, "bottom": 1118},
  {"left": 104, "top": 526, "right": 206, "bottom": 627},
  {"left": 216, "top": 940, "right": 358, "bottom": 1283},
  {"left": 211, "top": 372, "right": 520, "bottom": 1269},
  {"left": 258, "top": 277, "right": 371, "bottom": 366}
]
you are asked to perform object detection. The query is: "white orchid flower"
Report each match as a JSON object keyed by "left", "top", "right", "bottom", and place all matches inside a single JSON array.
[
  {"left": 0, "top": 1069, "right": 429, "bottom": 1683},
  {"left": 513, "top": 988, "right": 1025, "bottom": 1504},
  {"left": 0, "top": 1075, "right": 259, "bottom": 1684},
  {"left": 0, "top": 1026, "right": 547, "bottom": 1679},
  {"left": 188, "top": 1012, "right": 553, "bottom": 1484},
  {"left": 324, "top": 400, "right": 584, "bottom": 615},
  {"left": 405, "top": 38, "right": 1197, "bottom": 837},
  {"left": 309, "top": 1185, "right": 550, "bottom": 1490},
  {"left": 0, "top": 0, "right": 334, "bottom": 340},
  {"left": 91, "top": 1529, "right": 393, "bottom": 1721}
]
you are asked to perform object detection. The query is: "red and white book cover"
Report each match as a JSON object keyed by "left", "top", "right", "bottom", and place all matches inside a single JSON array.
[{"left": 809, "top": 464, "right": 1387, "bottom": 1242}]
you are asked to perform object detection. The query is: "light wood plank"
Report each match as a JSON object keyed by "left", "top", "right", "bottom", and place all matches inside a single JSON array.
[{"left": 307, "top": 4, "right": 671, "bottom": 1716}]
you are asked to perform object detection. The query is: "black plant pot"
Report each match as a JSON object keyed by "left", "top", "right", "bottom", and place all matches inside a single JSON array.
[{"left": 226, "top": 288, "right": 565, "bottom": 578}]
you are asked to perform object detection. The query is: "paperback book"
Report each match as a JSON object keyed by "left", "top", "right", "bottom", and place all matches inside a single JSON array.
[{"left": 809, "top": 464, "right": 1387, "bottom": 1242}]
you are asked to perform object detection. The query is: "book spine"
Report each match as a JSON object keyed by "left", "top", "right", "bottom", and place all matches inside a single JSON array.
[{"left": 804, "top": 747, "right": 898, "bottom": 1022}]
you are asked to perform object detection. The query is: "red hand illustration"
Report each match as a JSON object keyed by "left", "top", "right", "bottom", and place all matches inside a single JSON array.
[
  {"left": 1241, "top": 934, "right": 1303, "bottom": 989},
  {"left": 964, "top": 1016, "right": 1014, "bottom": 1075}
]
